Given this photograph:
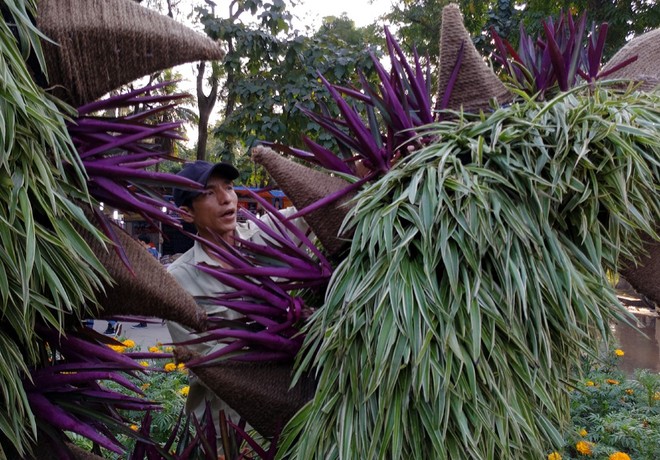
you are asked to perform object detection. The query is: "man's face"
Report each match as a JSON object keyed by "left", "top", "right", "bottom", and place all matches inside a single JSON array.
[{"left": 181, "top": 174, "right": 238, "bottom": 241}]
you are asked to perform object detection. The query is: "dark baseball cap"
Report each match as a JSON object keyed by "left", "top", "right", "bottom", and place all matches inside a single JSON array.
[{"left": 172, "top": 160, "right": 240, "bottom": 207}]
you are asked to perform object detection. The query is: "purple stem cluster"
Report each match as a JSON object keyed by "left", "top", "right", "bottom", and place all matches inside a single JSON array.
[
  {"left": 269, "top": 27, "right": 434, "bottom": 181},
  {"left": 25, "top": 326, "right": 168, "bottom": 455},
  {"left": 491, "top": 11, "right": 638, "bottom": 98},
  {"left": 67, "top": 81, "right": 205, "bottom": 260}
]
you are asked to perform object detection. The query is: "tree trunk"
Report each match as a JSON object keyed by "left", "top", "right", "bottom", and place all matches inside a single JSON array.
[{"left": 196, "top": 60, "right": 219, "bottom": 161}]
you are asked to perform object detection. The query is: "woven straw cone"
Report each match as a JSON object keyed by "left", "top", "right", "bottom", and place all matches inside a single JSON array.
[
  {"left": 36, "top": 0, "right": 225, "bottom": 106},
  {"left": 79, "top": 218, "right": 207, "bottom": 331},
  {"left": 26, "top": 439, "right": 105, "bottom": 460},
  {"left": 436, "top": 4, "right": 513, "bottom": 113},
  {"left": 620, "top": 232, "right": 660, "bottom": 305},
  {"left": 252, "top": 145, "right": 355, "bottom": 257},
  {"left": 175, "top": 347, "right": 317, "bottom": 438},
  {"left": 602, "top": 28, "right": 660, "bottom": 91}
]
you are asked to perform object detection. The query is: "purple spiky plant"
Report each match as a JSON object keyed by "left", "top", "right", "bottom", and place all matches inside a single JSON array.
[
  {"left": 268, "top": 27, "right": 439, "bottom": 181},
  {"left": 67, "top": 81, "right": 205, "bottom": 265},
  {"left": 491, "top": 11, "right": 638, "bottom": 98},
  {"left": 25, "top": 326, "right": 171, "bottom": 457}
]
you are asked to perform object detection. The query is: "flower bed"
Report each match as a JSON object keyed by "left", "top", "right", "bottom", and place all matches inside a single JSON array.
[{"left": 549, "top": 349, "right": 660, "bottom": 459}]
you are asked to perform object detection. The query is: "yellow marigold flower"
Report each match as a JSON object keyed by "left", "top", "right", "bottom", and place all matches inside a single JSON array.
[
  {"left": 614, "top": 349, "right": 624, "bottom": 357},
  {"left": 653, "top": 392, "right": 660, "bottom": 401},
  {"left": 179, "top": 386, "right": 190, "bottom": 396},
  {"left": 108, "top": 344, "right": 125, "bottom": 353},
  {"left": 548, "top": 452, "right": 562, "bottom": 460},
  {"left": 148, "top": 346, "right": 160, "bottom": 353},
  {"left": 177, "top": 362, "right": 186, "bottom": 370},
  {"left": 164, "top": 362, "right": 176, "bottom": 372},
  {"left": 165, "top": 346, "right": 173, "bottom": 352},
  {"left": 122, "top": 339, "right": 135, "bottom": 348},
  {"left": 141, "top": 383, "right": 150, "bottom": 390},
  {"left": 139, "top": 361, "right": 149, "bottom": 367},
  {"left": 130, "top": 424, "right": 139, "bottom": 431},
  {"left": 585, "top": 381, "right": 595, "bottom": 387},
  {"left": 576, "top": 440, "right": 593, "bottom": 455},
  {"left": 609, "top": 453, "right": 631, "bottom": 460},
  {"left": 606, "top": 379, "right": 620, "bottom": 385},
  {"left": 625, "top": 389, "right": 634, "bottom": 395},
  {"left": 579, "top": 428, "right": 588, "bottom": 437}
]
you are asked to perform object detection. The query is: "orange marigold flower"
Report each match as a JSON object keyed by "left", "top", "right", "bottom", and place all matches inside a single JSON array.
[
  {"left": 548, "top": 452, "right": 562, "bottom": 460},
  {"left": 148, "top": 346, "right": 160, "bottom": 353},
  {"left": 614, "top": 349, "right": 624, "bottom": 357},
  {"left": 609, "top": 452, "right": 631, "bottom": 460},
  {"left": 164, "top": 362, "right": 176, "bottom": 372},
  {"left": 625, "top": 389, "right": 634, "bottom": 395},
  {"left": 579, "top": 428, "right": 588, "bottom": 437},
  {"left": 130, "top": 424, "right": 139, "bottom": 431},
  {"left": 576, "top": 440, "right": 593, "bottom": 455},
  {"left": 141, "top": 383, "right": 150, "bottom": 390},
  {"left": 606, "top": 379, "right": 620, "bottom": 385}
]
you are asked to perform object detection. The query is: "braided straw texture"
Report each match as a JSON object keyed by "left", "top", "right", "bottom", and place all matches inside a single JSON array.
[
  {"left": 79, "top": 219, "right": 207, "bottom": 331},
  {"left": 252, "top": 145, "right": 355, "bottom": 257},
  {"left": 36, "top": 0, "right": 225, "bottom": 106},
  {"left": 437, "top": 4, "right": 513, "bottom": 113},
  {"left": 602, "top": 28, "right": 660, "bottom": 91},
  {"left": 175, "top": 347, "right": 316, "bottom": 438}
]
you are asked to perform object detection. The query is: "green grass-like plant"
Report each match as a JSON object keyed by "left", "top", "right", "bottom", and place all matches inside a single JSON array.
[
  {"left": 279, "top": 86, "right": 660, "bottom": 459},
  {"left": 0, "top": 1, "right": 110, "bottom": 455}
]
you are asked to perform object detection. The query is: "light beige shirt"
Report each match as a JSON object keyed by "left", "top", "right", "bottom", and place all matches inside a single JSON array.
[{"left": 167, "top": 208, "right": 309, "bottom": 424}]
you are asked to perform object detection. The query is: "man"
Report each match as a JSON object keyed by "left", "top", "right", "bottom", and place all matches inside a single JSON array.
[{"left": 167, "top": 160, "right": 306, "bottom": 428}]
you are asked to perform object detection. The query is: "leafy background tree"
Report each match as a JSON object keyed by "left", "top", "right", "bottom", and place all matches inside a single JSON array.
[{"left": 198, "top": 5, "right": 381, "bottom": 158}]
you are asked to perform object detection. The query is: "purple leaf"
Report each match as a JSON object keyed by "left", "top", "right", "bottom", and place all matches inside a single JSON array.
[
  {"left": 440, "top": 41, "right": 465, "bottom": 111},
  {"left": 28, "top": 392, "right": 124, "bottom": 453}
]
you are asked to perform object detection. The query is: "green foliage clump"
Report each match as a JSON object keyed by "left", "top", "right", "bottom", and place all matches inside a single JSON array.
[
  {"left": 280, "top": 87, "right": 660, "bottom": 459},
  {"left": 0, "top": 0, "right": 108, "bottom": 455}
]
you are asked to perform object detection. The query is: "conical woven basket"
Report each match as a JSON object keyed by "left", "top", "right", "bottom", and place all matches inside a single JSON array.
[
  {"left": 602, "top": 28, "right": 660, "bottom": 91},
  {"left": 175, "top": 347, "right": 316, "bottom": 438},
  {"left": 436, "top": 4, "right": 513, "bottom": 113},
  {"left": 79, "top": 217, "right": 207, "bottom": 331},
  {"left": 252, "top": 145, "right": 355, "bottom": 257},
  {"left": 36, "top": 0, "right": 225, "bottom": 106}
]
